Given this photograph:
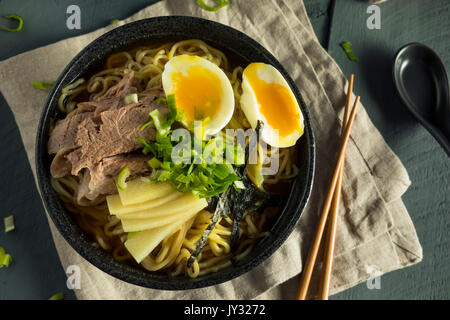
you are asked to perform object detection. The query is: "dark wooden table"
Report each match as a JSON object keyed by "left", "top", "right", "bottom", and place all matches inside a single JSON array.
[{"left": 0, "top": 0, "right": 448, "bottom": 300}]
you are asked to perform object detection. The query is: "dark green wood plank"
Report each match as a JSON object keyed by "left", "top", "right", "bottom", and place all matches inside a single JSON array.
[
  {"left": 328, "top": 0, "right": 450, "bottom": 300},
  {"left": 0, "top": 0, "right": 161, "bottom": 60},
  {"left": 304, "top": 0, "right": 334, "bottom": 49}
]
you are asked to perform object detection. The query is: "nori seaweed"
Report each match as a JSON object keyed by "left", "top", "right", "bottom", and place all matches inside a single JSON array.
[
  {"left": 186, "top": 121, "right": 277, "bottom": 266},
  {"left": 186, "top": 188, "right": 231, "bottom": 268},
  {"left": 229, "top": 121, "right": 268, "bottom": 248}
]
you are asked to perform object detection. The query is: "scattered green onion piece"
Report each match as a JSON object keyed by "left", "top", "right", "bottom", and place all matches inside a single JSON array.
[
  {"left": 140, "top": 120, "right": 153, "bottom": 132},
  {"left": 1, "top": 254, "right": 12, "bottom": 268},
  {"left": 167, "top": 94, "right": 177, "bottom": 119},
  {"left": 110, "top": 19, "right": 119, "bottom": 24},
  {"left": 124, "top": 93, "right": 138, "bottom": 105},
  {"left": 233, "top": 180, "right": 246, "bottom": 190},
  {"left": 167, "top": 94, "right": 184, "bottom": 121},
  {"left": 4, "top": 215, "right": 15, "bottom": 233},
  {"left": 196, "top": 0, "right": 229, "bottom": 12},
  {"left": 148, "top": 157, "right": 162, "bottom": 169},
  {"left": 340, "top": 41, "right": 359, "bottom": 62},
  {"left": 117, "top": 167, "right": 131, "bottom": 191},
  {"left": 0, "top": 247, "right": 12, "bottom": 268},
  {"left": 48, "top": 292, "right": 64, "bottom": 300},
  {"left": 32, "top": 81, "right": 55, "bottom": 92},
  {"left": 156, "top": 97, "right": 167, "bottom": 105},
  {"left": 1, "top": 14, "right": 23, "bottom": 32},
  {"left": 149, "top": 109, "right": 170, "bottom": 136},
  {"left": 135, "top": 137, "right": 157, "bottom": 155}
]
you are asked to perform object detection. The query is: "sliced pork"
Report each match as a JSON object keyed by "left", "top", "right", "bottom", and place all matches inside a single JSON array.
[
  {"left": 48, "top": 71, "right": 166, "bottom": 204},
  {"left": 48, "top": 104, "right": 96, "bottom": 155},
  {"left": 77, "top": 154, "right": 151, "bottom": 203},
  {"left": 66, "top": 102, "right": 162, "bottom": 176}
]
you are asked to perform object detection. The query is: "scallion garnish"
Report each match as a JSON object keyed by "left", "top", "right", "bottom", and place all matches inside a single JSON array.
[
  {"left": 48, "top": 292, "right": 64, "bottom": 300},
  {"left": 340, "top": 41, "right": 359, "bottom": 62},
  {"left": 0, "top": 247, "right": 12, "bottom": 268},
  {"left": 32, "top": 81, "right": 55, "bottom": 92},
  {"left": 136, "top": 94, "right": 242, "bottom": 199},
  {"left": 155, "top": 97, "right": 167, "bottom": 105},
  {"left": 117, "top": 167, "right": 131, "bottom": 191},
  {"left": 149, "top": 109, "right": 170, "bottom": 136},
  {"left": 124, "top": 93, "right": 138, "bottom": 105},
  {"left": 196, "top": 0, "right": 229, "bottom": 12},
  {"left": 110, "top": 19, "right": 119, "bottom": 24},
  {"left": 4, "top": 215, "right": 15, "bottom": 233},
  {"left": 147, "top": 157, "right": 162, "bottom": 169},
  {"left": 1, "top": 14, "right": 23, "bottom": 32},
  {"left": 233, "top": 180, "right": 246, "bottom": 191}
]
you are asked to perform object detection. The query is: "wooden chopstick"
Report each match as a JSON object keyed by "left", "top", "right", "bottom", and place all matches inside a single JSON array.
[
  {"left": 318, "top": 75, "right": 355, "bottom": 300},
  {"left": 297, "top": 76, "right": 359, "bottom": 300}
]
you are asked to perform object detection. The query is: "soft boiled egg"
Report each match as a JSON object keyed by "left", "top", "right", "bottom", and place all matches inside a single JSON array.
[
  {"left": 240, "top": 63, "right": 304, "bottom": 148},
  {"left": 162, "top": 55, "right": 234, "bottom": 137}
]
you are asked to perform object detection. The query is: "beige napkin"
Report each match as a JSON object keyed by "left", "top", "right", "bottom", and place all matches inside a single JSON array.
[{"left": 0, "top": 0, "right": 422, "bottom": 299}]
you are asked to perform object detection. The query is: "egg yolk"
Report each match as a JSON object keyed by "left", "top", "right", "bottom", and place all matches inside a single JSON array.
[
  {"left": 171, "top": 64, "right": 222, "bottom": 123},
  {"left": 245, "top": 63, "right": 302, "bottom": 138}
]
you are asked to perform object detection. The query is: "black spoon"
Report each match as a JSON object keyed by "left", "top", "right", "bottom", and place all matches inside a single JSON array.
[{"left": 393, "top": 42, "right": 450, "bottom": 157}]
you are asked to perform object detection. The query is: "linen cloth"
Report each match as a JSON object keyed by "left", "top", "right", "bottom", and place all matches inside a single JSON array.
[{"left": 0, "top": 0, "right": 422, "bottom": 299}]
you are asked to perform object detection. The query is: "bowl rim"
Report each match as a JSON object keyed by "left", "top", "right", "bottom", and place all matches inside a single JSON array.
[{"left": 35, "top": 15, "right": 315, "bottom": 290}]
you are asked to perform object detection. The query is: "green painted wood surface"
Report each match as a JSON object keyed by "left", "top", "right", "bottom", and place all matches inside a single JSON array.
[
  {"left": 0, "top": 0, "right": 448, "bottom": 300},
  {"left": 327, "top": 0, "right": 450, "bottom": 300}
]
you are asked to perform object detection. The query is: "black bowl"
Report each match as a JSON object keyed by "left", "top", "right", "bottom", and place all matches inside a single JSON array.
[{"left": 35, "top": 16, "right": 315, "bottom": 290}]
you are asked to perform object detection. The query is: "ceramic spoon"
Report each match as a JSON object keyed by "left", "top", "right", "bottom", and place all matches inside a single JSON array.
[{"left": 393, "top": 42, "right": 450, "bottom": 157}]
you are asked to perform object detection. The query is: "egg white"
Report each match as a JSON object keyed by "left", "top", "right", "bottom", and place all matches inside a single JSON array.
[
  {"left": 162, "top": 55, "right": 235, "bottom": 138},
  {"left": 240, "top": 63, "right": 304, "bottom": 148}
]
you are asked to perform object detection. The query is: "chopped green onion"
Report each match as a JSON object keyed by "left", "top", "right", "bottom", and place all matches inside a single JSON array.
[
  {"left": 149, "top": 109, "right": 164, "bottom": 132},
  {"left": 135, "top": 137, "right": 157, "bottom": 155},
  {"left": 340, "top": 41, "right": 359, "bottom": 62},
  {"left": 196, "top": 0, "right": 229, "bottom": 12},
  {"left": 155, "top": 97, "right": 167, "bottom": 105},
  {"left": 4, "top": 215, "right": 15, "bottom": 232},
  {"left": 233, "top": 180, "right": 246, "bottom": 191},
  {"left": 148, "top": 157, "right": 162, "bottom": 169},
  {"left": 134, "top": 95, "right": 242, "bottom": 198},
  {"left": 1, "top": 14, "right": 23, "bottom": 32},
  {"left": 117, "top": 167, "right": 131, "bottom": 191},
  {"left": 48, "top": 292, "right": 64, "bottom": 300},
  {"left": 32, "top": 81, "right": 55, "bottom": 92},
  {"left": 124, "top": 93, "right": 138, "bottom": 105},
  {"left": 0, "top": 247, "right": 12, "bottom": 268},
  {"left": 110, "top": 19, "right": 119, "bottom": 24},
  {"left": 149, "top": 109, "right": 172, "bottom": 136},
  {"left": 167, "top": 94, "right": 184, "bottom": 121},
  {"left": 140, "top": 118, "right": 154, "bottom": 131},
  {"left": 125, "top": 93, "right": 138, "bottom": 104}
]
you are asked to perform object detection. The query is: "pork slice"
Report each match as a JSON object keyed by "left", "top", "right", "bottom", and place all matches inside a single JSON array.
[
  {"left": 67, "top": 102, "right": 167, "bottom": 176},
  {"left": 50, "top": 146, "right": 77, "bottom": 178},
  {"left": 138, "top": 87, "right": 165, "bottom": 106},
  {"left": 76, "top": 169, "right": 94, "bottom": 206},
  {"left": 48, "top": 104, "right": 96, "bottom": 155},
  {"left": 77, "top": 154, "right": 151, "bottom": 204},
  {"left": 76, "top": 71, "right": 138, "bottom": 116},
  {"left": 48, "top": 72, "right": 137, "bottom": 155},
  {"left": 100, "top": 71, "right": 137, "bottom": 101}
]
